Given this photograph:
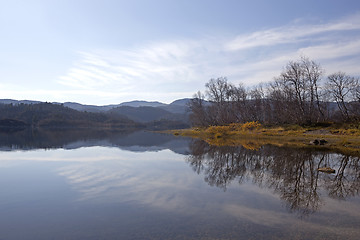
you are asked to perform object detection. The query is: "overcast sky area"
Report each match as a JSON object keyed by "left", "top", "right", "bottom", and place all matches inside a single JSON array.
[{"left": 1, "top": 0, "right": 360, "bottom": 105}]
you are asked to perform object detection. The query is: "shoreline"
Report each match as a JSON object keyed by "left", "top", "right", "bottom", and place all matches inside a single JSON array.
[{"left": 168, "top": 126, "right": 360, "bottom": 156}]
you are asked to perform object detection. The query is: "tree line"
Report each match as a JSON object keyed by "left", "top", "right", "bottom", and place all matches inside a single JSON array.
[{"left": 189, "top": 57, "right": 360, "bottom": 126}]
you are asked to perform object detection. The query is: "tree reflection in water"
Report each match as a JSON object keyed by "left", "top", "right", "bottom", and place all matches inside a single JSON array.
[{"left": 187, "top": 139, "right": 360, "bottom": 216}]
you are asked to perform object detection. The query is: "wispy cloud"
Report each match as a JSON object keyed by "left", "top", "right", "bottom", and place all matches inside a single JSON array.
[
  {"left": 55, "top": 13, "right": 360, "bottom": 103},
  {"left": 225, "top": 13, "right": 360, "bottom": 51},
  {"left": 57, "top": 40, "right": 222, "bottom": 102}
]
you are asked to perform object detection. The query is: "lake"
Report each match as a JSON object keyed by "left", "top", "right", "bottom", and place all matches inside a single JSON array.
[{"left": 0, "top": 129, "right": 359, "bottom": 240}]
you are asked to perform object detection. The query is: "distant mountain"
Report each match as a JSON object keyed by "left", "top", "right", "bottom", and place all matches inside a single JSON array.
[
  {"left": 0, "top": 98, "right": 192, "bottom": 129},
  {"left": 63, "top": 102, "right": 115, "bottom": 112},
  {"left": 108, "top": 106, "right": 183, "bottom": 123},
  {"left": 0, "top": 102, "right": 141, "bottom": 129},
  {"left": 160, "top": 98, "right": 191, "bottom": 114},
  {"left": 0, "top": 99, "right": 41, "bottom": 105},
  {"left": 119, "top": 100, "right": 167, "bottom": 108},
  {"left": 0, "top": 98, "right": 191, "bottom": 113},
  {"left": 170, "top": 98, "right": 191, "bottom": 106}
]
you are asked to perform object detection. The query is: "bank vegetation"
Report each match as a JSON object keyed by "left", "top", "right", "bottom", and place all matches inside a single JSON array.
[{"left": 175, "top": 57, "right": 360, "bottom": 155}]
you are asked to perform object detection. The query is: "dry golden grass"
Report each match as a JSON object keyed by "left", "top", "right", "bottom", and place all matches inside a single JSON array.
[{"left": 167, "top": 122, "right": 360, "bottom": 156}]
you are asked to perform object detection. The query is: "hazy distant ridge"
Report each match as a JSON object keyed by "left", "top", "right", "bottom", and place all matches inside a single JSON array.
[{"left": 0, "top": 98, "right": 192, "bottom": 129}]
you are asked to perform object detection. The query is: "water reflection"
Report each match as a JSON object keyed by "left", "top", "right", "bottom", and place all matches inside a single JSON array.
[
  {"left": 0, "top": 131, "right": 359, "bottom": 239},
  {"left": 187, "top": 140, "right": 360, "bottom": 215},
  {"left": 0, "top": 129, "right": 190, "bottom": 154}
]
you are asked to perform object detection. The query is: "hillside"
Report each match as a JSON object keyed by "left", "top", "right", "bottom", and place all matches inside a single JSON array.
[
  {"left": 119, "top": 100, "right": 166, "bottom": 108},
  {"left": 109, "top": 106, "right": 177, "bottom": 123},
  {"left": 0, "top": 102, "right": 142, "bottom": 129},
  {"left": 159, "top": 98, "right": 191, "bottom": 114},
  {"left": 108, "top": 105, "right": 190, "bottom": 129},
  {"left": 0, "top": 98, "right": 192, "bottom": 129},
  {"left": 0, "top": 98, "right": 191, "bottom": 113},
  {"left": 62, "top": 102, "right": 114, "bottom": 112}
]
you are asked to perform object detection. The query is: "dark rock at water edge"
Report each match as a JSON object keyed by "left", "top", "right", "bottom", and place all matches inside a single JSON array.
[{"left": 310, "top": 139, "right": 328, "bottom": 145}]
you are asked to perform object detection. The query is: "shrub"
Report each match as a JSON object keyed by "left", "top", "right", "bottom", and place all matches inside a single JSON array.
[
  {"left": 241, "top": 121, "right": 262, "bottom": 131},
  {"left": 206, "top": 125, "right": 231, "bottom": 137},
  {"left": 228, "top": 123, "right": 243, "bottom": 131}
]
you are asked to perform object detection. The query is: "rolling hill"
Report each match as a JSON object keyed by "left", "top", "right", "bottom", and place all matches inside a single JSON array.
[
  {"left": 0, "top": 98, "right": 193, "bottom": 129},
  {"left": 0, "top": 102, "right": 142, "bottom": 129}
]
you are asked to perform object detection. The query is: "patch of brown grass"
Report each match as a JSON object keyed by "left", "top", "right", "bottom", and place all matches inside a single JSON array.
[{"left": 168, "top": 122, "right": 360, "bottom": 157}]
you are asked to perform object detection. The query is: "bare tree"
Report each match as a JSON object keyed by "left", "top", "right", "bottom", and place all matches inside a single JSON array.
[
  {"left": 205, "top": 77, "right": 232, "bottom": 103},
  {"left": 278, "top": 57, "right": 324, "bottom": 124},
  {"left": 229, "top": 83, "right": 249, "bottom": 123},
  {"left": 188, "top": 57, "right": 357, "bottom": 127},
  {"left": 205, "top": 77, "right": 234, "bottom": 125},
  {"left": 350, "top": 77, "right": 360, "bottom": 117},
  {"left": 268, "top": 77, "right": 299, "bottom": 124},
  {"left": 188, "top": 91, "right": 208, "bottom": 127},
  {"left": 301, "top": 57, "right": 324, "bottom": 120},
  {"left": 326, "top": 72, "right": 358, "bottom": 121},
  {"left": 249, "top": 83, "right": 268, "bottom": 122}
]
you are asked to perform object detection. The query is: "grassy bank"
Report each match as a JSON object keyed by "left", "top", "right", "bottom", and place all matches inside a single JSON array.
[{"left": 169, "top": 122, "right": 360, "bottom": 156}]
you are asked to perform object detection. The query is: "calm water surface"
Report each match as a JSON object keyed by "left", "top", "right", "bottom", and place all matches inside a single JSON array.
[{"left": 0, "top": 129, "right": 359, "bottom": 239}]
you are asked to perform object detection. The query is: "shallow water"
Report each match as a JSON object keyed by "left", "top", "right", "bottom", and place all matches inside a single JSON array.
[{"left": 0, "top": 129, "right": 359, "bottom": 239}]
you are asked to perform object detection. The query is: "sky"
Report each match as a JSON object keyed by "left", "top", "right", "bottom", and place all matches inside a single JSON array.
[{"left": 1, "top": 0, "right": 360, "bottom": 105}]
